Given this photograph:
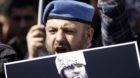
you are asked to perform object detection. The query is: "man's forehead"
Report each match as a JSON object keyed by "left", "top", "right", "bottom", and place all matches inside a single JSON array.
[{"left": 46, "top": 19, "right": 85, "bottom": 28}]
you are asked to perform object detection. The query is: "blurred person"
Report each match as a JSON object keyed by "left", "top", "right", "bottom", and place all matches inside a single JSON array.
[
  {"left": 55, "top": 52, "right": 88, "bottom": 78},
  {"left": 97, "top": 0, "right": 139, "bottom": 49},
  {"left": 125, "top": 0, "right": 140, "bottom": 40},
  {"left": 0, "top": 0, "right": 11, "bottom": 43},
  {"left": 26, "top": 0, "right": 95, "bottom": 58},
  {"left": 90, "top": 0, "right": 102, "bottom": 47},
  {"left": 7, "top": 0, "right": 38, "bottom": 60},
  {"left": 0, "top": 1, "right": 17, "bottom": 78}
]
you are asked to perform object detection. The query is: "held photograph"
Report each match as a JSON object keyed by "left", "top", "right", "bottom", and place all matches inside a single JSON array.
[{"left": 4, "top": 42, "right": 140, "bottom": 78}]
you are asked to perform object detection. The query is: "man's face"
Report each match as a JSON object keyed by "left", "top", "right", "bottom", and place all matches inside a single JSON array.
[
  {"left": 63, "top": 64, "right": 88, "bottom": 78},
  {"left": 0, "top": 14, "right": 9, "bottom": 42},
  {"left": 45, "top": 19, "right": 92, "bottom": 54},
  {"left": 10, "top": 6, "right": 37, "bottom": 39}
]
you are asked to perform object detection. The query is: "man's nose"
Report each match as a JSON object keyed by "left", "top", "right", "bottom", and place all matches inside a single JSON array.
[
  {"left": 56, "top": 30, "right": 65, "bottom": 42},
  {"left": 19, "top": 19, "right": 27, "bottom": 28},
  {"left": 73, "top": 67, "right": 80, "bottom": 74}
]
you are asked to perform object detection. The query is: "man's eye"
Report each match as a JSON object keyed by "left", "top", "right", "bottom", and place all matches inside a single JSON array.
[
  {"left": 48, "top": 29, "right": 57, "bottom": 34},
  {"left": 67, "top": 65, "right": 74, "bottom": 69},
  {"left": 64, "top": 30, "right": 75, "bottom": 34},
  {"left": 76, "top": 64, "right": 83, "bottom": 68}
]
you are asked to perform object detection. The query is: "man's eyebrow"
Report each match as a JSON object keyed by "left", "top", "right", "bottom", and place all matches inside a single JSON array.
[
  {"left": 62, "top": 27, "right": 75, "bottom": 29},
  {"left": 64, "top": 24, "right": 76, "bottom": 27},
  {"left": 46, "top": 26, "right": 56, "bottom": 28},
  {"left": 45, "top": 26, "right": 56, "bottom": 31},
  {"left": 74, "top": 64, "right": 84, "bottom": 66},
  {"left": 62, "top": 27, "right": 77, "bottom": 33},
  {"left": 62, "top": 25, "right": 77, "bottom": 30}
]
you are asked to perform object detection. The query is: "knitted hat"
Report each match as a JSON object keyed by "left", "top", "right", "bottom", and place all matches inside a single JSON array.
[
  {"left": 55, "top": 52, "right": 86, "bottom": 74},
  {"left": 43, "top": 0, "right": 95, "bottom": 24}
]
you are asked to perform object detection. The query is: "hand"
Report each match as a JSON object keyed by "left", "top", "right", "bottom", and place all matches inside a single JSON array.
[{"left": 26, "top": 24, "right": 45, "bottom": 58}]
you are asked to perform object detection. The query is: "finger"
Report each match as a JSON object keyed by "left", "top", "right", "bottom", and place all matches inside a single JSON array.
[
  {"left": 28, "top": 24, "right": 45, "bottom": 33},
  {"left": 28, "top": 29, "right": 46, "bottom": 38},
  {"left": 27, "top": 36, "right": 45, "bottom": 43},
  {"left": 28, "top": 37, "right": 45, "bottom": 50},
  {"left": 33, "top": 42, "right": 44, "bottom": 48},
  {"left": 32, "top": 37, "right": 45, "bottom": 43}
]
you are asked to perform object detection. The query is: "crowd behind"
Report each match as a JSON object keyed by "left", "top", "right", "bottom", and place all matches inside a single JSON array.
[{"left": 0, "top": 0, "right": 140, "bottom": 78}]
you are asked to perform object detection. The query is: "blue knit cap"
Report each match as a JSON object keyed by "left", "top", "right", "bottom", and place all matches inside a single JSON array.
[{"left": 43, "top": 0, "right": 95, "bottom": 24}]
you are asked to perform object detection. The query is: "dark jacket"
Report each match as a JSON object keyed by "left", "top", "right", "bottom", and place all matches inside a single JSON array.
[{"left": 0, "top": 43, "right": 17, "bottom": 78}]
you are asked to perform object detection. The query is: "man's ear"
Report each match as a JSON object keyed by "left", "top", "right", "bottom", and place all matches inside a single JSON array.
[{"left": 86, "top": 27, "right": 94, "bottom": 45}]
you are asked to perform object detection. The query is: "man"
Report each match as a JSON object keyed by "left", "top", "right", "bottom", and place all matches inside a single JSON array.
[
  {"left": 55, "top": 52, "right": 88, "bottom": 78},
  {"left": 7, "top": 0, "right": 38, "bottom": 59},
  {"left": 26, "top": 0, "right": 95, "bottom": 58}
]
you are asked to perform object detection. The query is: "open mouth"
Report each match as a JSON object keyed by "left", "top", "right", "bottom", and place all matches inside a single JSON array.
[
  {"left": 55, "top": 47, "right": 68, "bottom": 53},
  {"left": 73, "top": 76, "right": 82, "bottom": 78}
]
